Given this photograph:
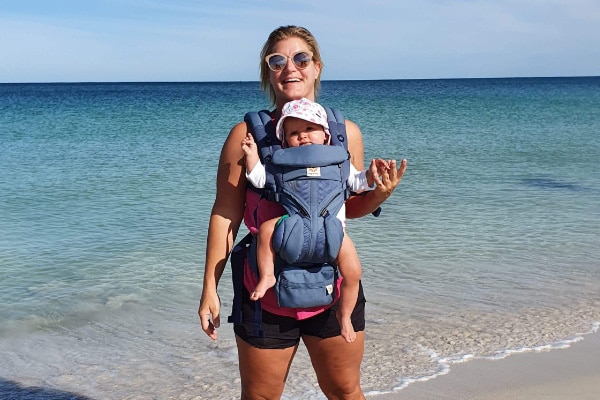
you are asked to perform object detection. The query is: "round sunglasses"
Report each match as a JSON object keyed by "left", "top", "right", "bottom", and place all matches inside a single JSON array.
[{"left": 264, "top": 51, "right": 314, "bottom": 72}]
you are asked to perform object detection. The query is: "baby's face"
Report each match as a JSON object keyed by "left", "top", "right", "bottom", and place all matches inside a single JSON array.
[{"left": 283, "top": 117, "right": 327, "bottom": 147}]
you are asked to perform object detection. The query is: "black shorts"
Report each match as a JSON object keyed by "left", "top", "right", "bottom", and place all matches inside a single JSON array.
[{"left": 233, "top": 283, "right": 366, "bottom": 349}]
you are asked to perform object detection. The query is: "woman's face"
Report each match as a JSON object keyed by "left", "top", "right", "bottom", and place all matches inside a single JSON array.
[{"left": 268, "top": 37, "right": 321, "bottom": 109}]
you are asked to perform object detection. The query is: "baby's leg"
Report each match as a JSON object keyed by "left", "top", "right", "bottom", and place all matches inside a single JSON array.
[
  {"left": 250, "top": 217, "right": 278, "bottom": 301},
  {"left": 335, "top": 233, "right": 362, "bottom": 343}
]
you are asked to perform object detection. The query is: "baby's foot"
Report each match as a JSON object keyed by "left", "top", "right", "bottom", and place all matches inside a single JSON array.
[
  {"left": 249, "top": 275, "right": 276, "bottom": 301},
  {"left": 337, "top": 311, "right": 357, "bottom": 343}
]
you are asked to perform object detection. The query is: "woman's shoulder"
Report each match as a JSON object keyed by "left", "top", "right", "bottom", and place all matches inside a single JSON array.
[
  {"left": 342, "top": 118, "right": 364, "bottom": 169},
  {"left": 218, "top": 121, "right": 249, "bottom": 163},
  {"left": 344, "top": 119, "right": 361, "bottom": 134},
  {"left": 344, "top": 119, "right": 363, "bottom": 144},
  {"left": 231, "top": 119, "right": 250, "bottom": 134},
  {"left": 224, "top": 120, "right": 251, "bottom": 144},
  {"left": 230, "top": 109, "right": 273, "bottom": 137}
]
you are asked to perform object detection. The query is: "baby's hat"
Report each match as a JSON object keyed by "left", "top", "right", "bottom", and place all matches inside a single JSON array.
[{"left": 275, "top": 98, "right": 330, "bottom": 143}]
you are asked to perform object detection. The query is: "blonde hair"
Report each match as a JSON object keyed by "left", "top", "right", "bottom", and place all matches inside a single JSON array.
[{"left": 259, "top": 26, "right": 323, "bottom": 106}]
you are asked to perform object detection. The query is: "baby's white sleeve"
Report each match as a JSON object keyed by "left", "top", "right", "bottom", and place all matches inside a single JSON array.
[
  {"left": 347, "top": 164, "right": 374, "bottom": 192},
  {"left": 246, "top": 161, "right": 266, "bottom": 188}
]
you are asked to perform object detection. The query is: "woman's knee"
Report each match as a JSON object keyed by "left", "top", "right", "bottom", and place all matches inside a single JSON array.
[
  {"left": 304, "top": 334, "right": 365, "bottom": 399},
  {"left": 318, "top": 376, "right": 364, "bottom": 400},
  {"left": 236, "top": 336, "right": 296, "bottom": 399}
]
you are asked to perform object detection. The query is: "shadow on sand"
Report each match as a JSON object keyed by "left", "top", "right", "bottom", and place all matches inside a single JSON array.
[{"left": 0, "top": 378, "right": 94, "bottom": 400}]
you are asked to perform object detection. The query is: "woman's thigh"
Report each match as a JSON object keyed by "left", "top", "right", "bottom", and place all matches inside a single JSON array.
[
  {"left": 236, "top": 335, "right": 298, "bottom": 400},
  {"left": 303, "top": 332, "right": 365, "bottom": 400}
]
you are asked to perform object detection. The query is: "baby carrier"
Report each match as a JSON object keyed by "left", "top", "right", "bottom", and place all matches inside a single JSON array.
[
  {"left": 257, "top": 122, "right": 351, "bottom": 266},
  {"left": 228, "top": 107, "right": 351, "bottom": 336}
]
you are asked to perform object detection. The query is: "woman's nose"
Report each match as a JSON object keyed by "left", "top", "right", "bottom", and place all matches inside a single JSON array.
[{"left": 282, "top": 57, "right": 298, "bottom": 72}]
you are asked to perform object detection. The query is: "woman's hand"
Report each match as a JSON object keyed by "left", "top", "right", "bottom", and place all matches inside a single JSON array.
[
  {"left": 199, "top": 288, "right": 221, "bottom": 340},
  {"left": 365, "top": 159, "right": 379, "bottom": 188},
  {"left": 372, "top": 159, "right": 407, "bottom": 201}
]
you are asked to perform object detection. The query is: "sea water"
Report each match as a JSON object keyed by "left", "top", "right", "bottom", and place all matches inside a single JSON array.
[{"left": 1, "top": 78, "right": 599, "bottom": 399}]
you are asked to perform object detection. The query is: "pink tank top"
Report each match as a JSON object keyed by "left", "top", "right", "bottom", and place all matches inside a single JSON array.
[{"left": 242, "top": 189, "right": 342, "bottom": 320}]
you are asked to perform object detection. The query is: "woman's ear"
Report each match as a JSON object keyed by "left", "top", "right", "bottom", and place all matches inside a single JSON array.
[{"left": 314, "top": 61, "right": 322, "bottom": 79}]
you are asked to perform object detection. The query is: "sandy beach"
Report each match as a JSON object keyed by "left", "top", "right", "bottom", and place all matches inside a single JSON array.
[{"left": 371, "top": 331, "right": 600, "bottom": 400}]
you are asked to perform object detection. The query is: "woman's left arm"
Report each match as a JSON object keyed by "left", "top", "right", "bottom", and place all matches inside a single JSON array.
[{"left": 344, "top": 120, "right": 407, "bottom": 219}]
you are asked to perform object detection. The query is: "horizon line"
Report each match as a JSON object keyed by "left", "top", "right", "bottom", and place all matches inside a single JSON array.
[{"left": 1, "top": 75, "right": 599, "bottom": 85}]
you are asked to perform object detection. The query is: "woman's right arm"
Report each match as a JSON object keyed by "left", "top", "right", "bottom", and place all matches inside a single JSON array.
[{"left": 199, "top": 121, "right": 249, "bottom": 340}]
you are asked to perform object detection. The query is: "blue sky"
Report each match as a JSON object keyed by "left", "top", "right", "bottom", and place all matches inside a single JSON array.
[{"left": 1, "top": 0, "right": 598, "bottom": 82}]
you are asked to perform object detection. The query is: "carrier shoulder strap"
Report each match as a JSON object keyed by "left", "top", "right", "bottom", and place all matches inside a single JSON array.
[
  {"left": 325, "top": 108, "right": 350, "bottom": 196},
  {"left": 244, "top": 110, "right": 280, "bottom": 195},
  {"left": 325, "top": 107, "right": 348, "bottom": 152},
  {"left": 244, "top": 110, "right": 279, "bottom": 163}
]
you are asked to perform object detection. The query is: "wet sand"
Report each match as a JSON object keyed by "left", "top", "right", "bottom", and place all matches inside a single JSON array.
[{"left": 370, "top": 331, "right": 600, "bottom": 400}]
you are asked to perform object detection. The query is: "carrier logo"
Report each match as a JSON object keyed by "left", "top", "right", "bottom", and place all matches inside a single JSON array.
[
  {"left": 326, "top": 284, "right": 333, "bottom": 295},
  {"left": 307, "top": 167, "right": 321, "bottom": 177}
]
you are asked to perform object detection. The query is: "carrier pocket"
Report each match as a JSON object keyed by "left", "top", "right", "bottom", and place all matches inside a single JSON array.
[{"left": 275, "top": 263, "right": 337, "bottom": 308}]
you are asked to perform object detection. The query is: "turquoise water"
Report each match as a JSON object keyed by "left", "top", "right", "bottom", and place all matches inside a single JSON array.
[{"left": 1, "top": 78, "right": 599, "bottom": 399}]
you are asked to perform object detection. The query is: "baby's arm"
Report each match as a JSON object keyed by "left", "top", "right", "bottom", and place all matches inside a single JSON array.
[
  {"left": 241, "top": 132, "right": 266, "bottom": 188},
  {"left": 241, "top": 132, "right": 260, "bottom": 173}
]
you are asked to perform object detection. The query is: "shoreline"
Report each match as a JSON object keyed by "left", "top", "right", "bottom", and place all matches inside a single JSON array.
[{"left": 370, "top": 331, "right": 600, "bottom": 400}]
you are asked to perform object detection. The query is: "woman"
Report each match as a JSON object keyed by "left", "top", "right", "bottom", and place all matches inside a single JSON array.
[{"left": 198, "top": 25, "right": 407, "bottom": 399}]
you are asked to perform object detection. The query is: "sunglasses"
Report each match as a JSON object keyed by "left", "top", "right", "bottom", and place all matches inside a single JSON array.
[{"left": 265, "top": 51, "right": 314, "bottom": 72}]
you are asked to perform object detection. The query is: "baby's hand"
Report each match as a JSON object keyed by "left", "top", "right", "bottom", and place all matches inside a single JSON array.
[
  {"left": 241, "top": 133, "right": 257, "bottom": 156},
  {"left": 241, "top": 133, "right": 259, "bottom": 173}
]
